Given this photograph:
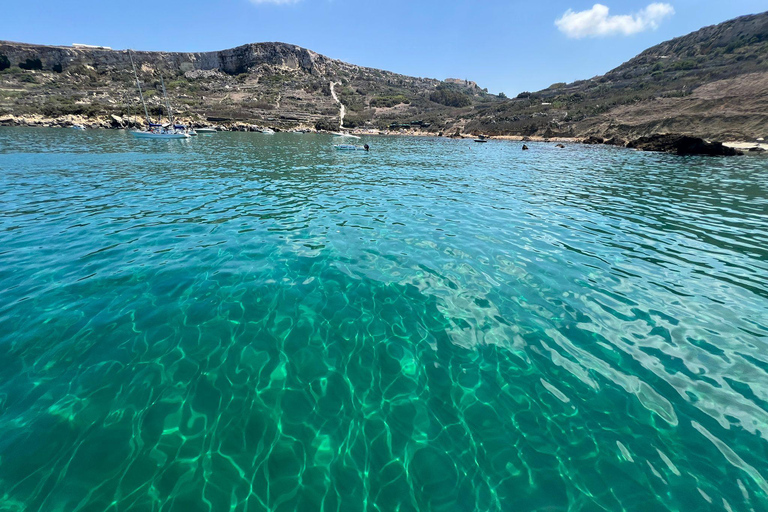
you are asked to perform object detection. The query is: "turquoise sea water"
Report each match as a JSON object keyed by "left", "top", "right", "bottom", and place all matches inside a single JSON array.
[{"left": 0, "top": 127, "right": 767, "bottom": 512}]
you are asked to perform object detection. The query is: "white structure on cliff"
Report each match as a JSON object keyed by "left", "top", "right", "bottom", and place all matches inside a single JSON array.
[{"left": 72, "top": 44, "right": 112, "bottom": 50}]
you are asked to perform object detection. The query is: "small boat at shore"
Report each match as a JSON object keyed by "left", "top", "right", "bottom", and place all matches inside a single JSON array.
[
  {"left": 174, "top": 124, "right": 196, "bottom": 136},
  {"left": 334, "top": 144, "right": 369, "bottom": 151},
  {"left": 71, "top": 124, "right": 86, "bottom": 130},
  {"left": 196, "top": 127, "right": 217, "bottom": 134}
]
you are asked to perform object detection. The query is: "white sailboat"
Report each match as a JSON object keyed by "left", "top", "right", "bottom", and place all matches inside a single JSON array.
[
  {"left": 132, "top": 129, "right": 189, "bottom": 139},
  {"left": 128, "top": 50, "right": 190, "bottom": 140}
]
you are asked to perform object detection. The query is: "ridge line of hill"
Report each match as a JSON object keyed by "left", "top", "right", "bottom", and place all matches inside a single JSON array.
[{"left": 1, "top": 11, "right": 766, "bottom": 141}]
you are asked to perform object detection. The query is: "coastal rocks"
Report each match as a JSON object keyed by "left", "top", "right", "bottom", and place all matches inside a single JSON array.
[
  {"left": 184, "top": 69, "right": 222, "bottom": 80},
  {"left": 604, "top": 137, "right": 627, "bottom": 146},
  {"left": 627, "top": 134, "right": 743, "bottom": 156},
  {"left": 582, "top": 136, "right": 604, "bottom": 145}
]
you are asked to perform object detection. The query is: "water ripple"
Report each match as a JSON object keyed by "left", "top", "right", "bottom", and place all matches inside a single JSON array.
[{"left": 0, "top": 128, "right": 767, "bottom": 511}]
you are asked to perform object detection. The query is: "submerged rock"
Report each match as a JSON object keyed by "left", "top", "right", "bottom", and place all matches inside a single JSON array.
[
  {"left": 522, "top": 145, "right": 529, "bottom": 151},
  {"left": 555, "top": 144, "right": 565, "bottom": 148},
  {"left": 627, "top": 134, "right": 743, "bottom": 156}
]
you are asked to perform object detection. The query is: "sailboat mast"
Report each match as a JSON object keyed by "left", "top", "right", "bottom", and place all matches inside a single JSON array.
[
  {"left": 161, "top": 75, "right": 174, "bottom": 126},
  {"left": 128, "top": 50, "right": 151, "bottom": 126}
]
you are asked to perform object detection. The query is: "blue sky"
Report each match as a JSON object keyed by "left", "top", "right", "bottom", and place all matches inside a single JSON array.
[{"left": 1, "top": 1, "right": 765, "bottom": 94}]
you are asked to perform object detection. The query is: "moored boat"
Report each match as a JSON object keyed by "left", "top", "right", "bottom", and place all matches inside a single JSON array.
[
  {"left": 174, "top": 124, "right": 196, "bottom": 136},
  {"left": 127, "top": 50, "right": 191, "bottom": 140},
  {"left": 131, "top": 121, "right": 190, "bottom": 139},
  {"left": 131, "top": 130, "right": 190, "bottom": 139}
]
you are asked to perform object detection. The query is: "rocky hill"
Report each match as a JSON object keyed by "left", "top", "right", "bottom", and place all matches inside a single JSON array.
[
  {"left": 1, "top": 10, "right": 767, "bottom": 139},
  {"left": 0, "top": 41, "right": 499, "bottom": 131},
  {"left": 466, "top": 11, "right": 768, "bottom": 141}
]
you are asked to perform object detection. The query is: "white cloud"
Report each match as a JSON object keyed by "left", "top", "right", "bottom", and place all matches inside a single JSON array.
[{"left": 556, "top": 3, "right": 675, "bottom": 39}]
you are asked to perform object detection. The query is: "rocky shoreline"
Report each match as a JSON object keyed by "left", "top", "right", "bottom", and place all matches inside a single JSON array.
[
  {"left": 0, "top": 113, "right": 309, "bottom": 133},
  {"left": 1, "top": 114, "right": 765, "bottom": 156}
]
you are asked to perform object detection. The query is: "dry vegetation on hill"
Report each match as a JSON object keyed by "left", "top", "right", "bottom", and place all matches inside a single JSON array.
[{"left": 1, "top": 11, "right": 766, "bottom": 140}]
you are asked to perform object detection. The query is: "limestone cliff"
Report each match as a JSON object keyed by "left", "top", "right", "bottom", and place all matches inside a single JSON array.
[{"left": 0, "top": 41, "right": 495, "bottom": 131}]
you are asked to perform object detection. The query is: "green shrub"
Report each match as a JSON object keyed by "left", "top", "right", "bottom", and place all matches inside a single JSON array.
[
  {"left": 370, "top": 94, "right": 410, "bottom": 108},
  {"left": 671, "top": 59, "right": 697, "bottom": 71},
  {"left": 429, "top": 86, "right": 471, "bottom": 107},
  {"left": 167, "top": 79, "right": 188, "bottom": 89},
  {"left": 40, "top": 97, "right": 104, "bottom": 117},
  {"left": 315, "top": 118, "right": 339, "bottom": 131},
  {"left": 261, "top": 74, "right": 291, "bottom": 84}
]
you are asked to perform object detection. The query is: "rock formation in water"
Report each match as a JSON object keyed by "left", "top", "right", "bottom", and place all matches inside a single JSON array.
[{"left": 626, "top": 134, "right": 743, "bottom": 156}]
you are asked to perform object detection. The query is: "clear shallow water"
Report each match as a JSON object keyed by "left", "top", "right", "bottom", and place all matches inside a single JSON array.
[{"left": 0, "top": 127, "right": 767, "bottom": 512}]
